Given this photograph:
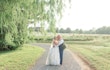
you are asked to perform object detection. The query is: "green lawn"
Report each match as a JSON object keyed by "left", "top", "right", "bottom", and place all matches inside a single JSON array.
[
  {"left": 0, "top": 44, "right": 44, "bottom": 70},
  {"left": 68, "top": 42, "right": 110, "bottom": 70}
]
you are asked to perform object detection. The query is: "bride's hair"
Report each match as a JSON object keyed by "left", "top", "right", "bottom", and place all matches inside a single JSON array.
[{"left": 53, "top": 36, "right": 58, "bottom": 45}]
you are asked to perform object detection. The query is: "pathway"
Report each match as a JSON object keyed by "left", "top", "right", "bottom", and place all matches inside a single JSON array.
[{"left": 30, "top": 43, "right": 81, "bottom": 70}]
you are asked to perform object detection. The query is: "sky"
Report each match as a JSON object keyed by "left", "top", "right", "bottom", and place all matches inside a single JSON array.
[{"left": 58, "top": 0, "right": 110, "bottom": 30}]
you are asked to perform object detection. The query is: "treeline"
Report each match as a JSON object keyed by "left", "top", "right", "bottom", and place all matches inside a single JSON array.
[{"left": 58, "top": 26, "right": 110, "bottom": 34}]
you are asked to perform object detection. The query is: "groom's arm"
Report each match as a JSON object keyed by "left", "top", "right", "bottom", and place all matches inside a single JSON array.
[{"left": 58, "top": 39, "right": 64, "bottom": 46}]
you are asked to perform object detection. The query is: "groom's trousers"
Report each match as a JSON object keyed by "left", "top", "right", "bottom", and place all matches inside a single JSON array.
[{"left": 59, "top": 43, "right": 64, "bottom": 65}]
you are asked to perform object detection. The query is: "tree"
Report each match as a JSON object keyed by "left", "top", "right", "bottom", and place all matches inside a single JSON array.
[
  {"left": 65, "top": 27, "right": 72, "bottom": 33},
  {"left": 0, "top": 0, "right": 70, "bottom": 50},
  {"left": 96, "top": 26, "right": 110, "bottom": 34},
  {"left": 80, "top": 26, "right": 110, "bottom": 34},
  {"left": 59, "top": 28, "right": 65, "bottom": 33}
]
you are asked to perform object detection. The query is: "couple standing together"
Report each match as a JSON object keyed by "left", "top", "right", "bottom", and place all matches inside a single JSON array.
[{"left": 46, "top": 35, "right": 66, "bottom": 65}]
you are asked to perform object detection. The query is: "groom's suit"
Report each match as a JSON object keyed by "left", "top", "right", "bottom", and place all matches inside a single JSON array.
[{"left": 58, "top": 39, "right": 66, "bottom": 65}]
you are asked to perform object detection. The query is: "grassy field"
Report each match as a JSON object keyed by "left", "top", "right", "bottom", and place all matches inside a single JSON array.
[
  {"left": 0, "top": 44, "right": 44, "bottom": 70},
  {"left": 68, "top": 40, "right": 110, "bottom": 70}
]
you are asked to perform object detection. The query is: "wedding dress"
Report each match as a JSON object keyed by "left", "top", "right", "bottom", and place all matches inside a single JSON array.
[{"left": 46, "top": 44, "right": 60, "bottom": 65}]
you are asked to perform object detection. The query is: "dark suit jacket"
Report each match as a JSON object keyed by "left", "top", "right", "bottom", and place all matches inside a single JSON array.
[{"left": 59, "top": 43, "right": 66, "bottom": 50}]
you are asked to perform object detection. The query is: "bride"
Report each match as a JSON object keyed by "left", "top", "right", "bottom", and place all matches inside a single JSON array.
[{"left": 46, "top": 36, "right": 60, "bottom": 65}]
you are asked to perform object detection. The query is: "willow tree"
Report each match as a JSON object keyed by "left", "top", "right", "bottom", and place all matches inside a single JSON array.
[{"left": 0, "top": 0, "right": 70, "bottom": 50}]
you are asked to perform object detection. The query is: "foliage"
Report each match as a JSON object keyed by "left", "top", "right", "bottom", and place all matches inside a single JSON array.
[
  {"left": 59, "top": 26, "right": 110, "bottom": 34},
  {"left": 0, "top": 0, "right": 69, "bottom": 50},
  {"left": 83, "top": 26, "right": 110, "bottom": 34},
  {"left": 28, "top": 32, "right": 110, "bottom": 43},
  {"left": 58, "top": 28, "right": 72, "bottom": 33}
]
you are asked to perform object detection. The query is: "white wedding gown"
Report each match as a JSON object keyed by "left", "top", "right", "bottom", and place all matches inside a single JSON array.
[{"left": 46, "top": 44, "right": 60, "bottom": 65}]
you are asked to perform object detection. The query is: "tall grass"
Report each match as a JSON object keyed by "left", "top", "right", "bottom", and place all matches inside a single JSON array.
[{"left": 68, "top": 39, "right": 110, "bottom": 70}]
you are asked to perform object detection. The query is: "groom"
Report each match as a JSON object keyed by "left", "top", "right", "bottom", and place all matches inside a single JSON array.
[{"left": 57, "top": 35, "right": 66, "bottom": 65}]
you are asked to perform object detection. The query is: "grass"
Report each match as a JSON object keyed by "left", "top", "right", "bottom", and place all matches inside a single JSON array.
[
  {"left": 64, "top": 34, "right": 110, "bottom": 70},
  {"left": 68, "top": 41, "right": 110, "bottom": 70},
  {"left": 0, "top": 44, "right": 44, "bottom": 70}
]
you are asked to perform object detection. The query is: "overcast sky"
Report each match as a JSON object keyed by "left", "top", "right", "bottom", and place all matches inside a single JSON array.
[{"left": 57, "top": 0, "right": 110, "bottom": 30}]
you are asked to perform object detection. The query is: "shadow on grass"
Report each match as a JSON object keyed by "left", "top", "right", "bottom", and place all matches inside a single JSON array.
[
  {"left": 0, "top": 47, "right": 22, "bottom": 55},
  {"left": 0, "top": 51, "right": 15, "bottom": 57}
]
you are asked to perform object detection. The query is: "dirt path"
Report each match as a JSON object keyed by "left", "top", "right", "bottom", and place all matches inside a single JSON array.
[{"left": 30, "top": 43, "right": 81, "bottom": 70}]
